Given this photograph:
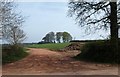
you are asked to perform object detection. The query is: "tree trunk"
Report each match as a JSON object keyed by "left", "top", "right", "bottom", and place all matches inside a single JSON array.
[{"left": 110, "top": 2, "right": 118, "bottom": 62}]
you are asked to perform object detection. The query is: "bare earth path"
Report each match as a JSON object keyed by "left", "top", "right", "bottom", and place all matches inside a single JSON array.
[{"left": 2, "top": 48, "right": 118, "bottom": 75}]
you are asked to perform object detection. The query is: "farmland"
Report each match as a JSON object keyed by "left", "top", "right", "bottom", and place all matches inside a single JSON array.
[{"left": 27, "top": 43, "right": 71, "bottom": 51}]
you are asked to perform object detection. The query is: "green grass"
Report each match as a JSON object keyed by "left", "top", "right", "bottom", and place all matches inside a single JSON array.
[
  {"left": 2, "top": 45, "right": 28, "bottom": 64},
  {"left": 27, "top": 43, "right": 71, "bottom": 51}
]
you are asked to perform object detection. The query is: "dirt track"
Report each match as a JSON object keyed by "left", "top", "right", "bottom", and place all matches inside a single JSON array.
[{"left": 2, "top": 48, "right": 118, "bottom": 75}]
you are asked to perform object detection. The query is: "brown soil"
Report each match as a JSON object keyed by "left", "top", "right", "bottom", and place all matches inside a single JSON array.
[
  {"left": 2, "top": 48, "right": 118, "bottom": 75},
  {"left": 60, "top": 43, "right": 84, "bottom": 51}
]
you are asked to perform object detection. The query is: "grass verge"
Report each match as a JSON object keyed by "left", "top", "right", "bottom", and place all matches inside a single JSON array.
[{"left": 2, "top": 45, "right": 28, "bottom": 65}]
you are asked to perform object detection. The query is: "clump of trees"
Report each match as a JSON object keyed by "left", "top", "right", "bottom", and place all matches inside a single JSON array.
[
  {"left": 41, "top": 31, "right": 72, "bottom": 43},
  {"left": 62, "top": 32, "right": 72, "bottom": 43},
  {"left": 42, "top": 32, "right": 55, "bottom": 43}
]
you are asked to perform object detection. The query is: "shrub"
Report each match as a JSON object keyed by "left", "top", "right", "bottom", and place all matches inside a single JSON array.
[
  {"left": 74, "top": 40, "right": 120, "bottom": 63},
  {"left": 2, "top": 44, "right": 28, "bottom": 64}
]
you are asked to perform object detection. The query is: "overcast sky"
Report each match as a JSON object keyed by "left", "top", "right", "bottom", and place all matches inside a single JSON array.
[{"left": 13, "top": 2, "right": 109, "bottom": 43}]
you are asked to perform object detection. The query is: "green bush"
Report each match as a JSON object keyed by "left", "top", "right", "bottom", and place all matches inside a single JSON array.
[
  {"left": 2, "top": 44, "right": 28, "bottom": 64},
  {"left": 74, "top": 41, "right": 120, "bottom": 63}
]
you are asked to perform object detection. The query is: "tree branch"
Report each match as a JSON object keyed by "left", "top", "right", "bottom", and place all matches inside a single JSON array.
[{"left": 87, "top": 16, "right": 109, "bottom": 24}]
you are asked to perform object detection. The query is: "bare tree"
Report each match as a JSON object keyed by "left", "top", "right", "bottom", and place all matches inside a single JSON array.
[
  {"left": 5, "top": 26, "right": 26, "bottom": 45},
  {"left": 0, "top": 1, "right": 26, "bottom": 45},
  {"left": 68, "top": 0, "right": 119, "bottom": 52}
]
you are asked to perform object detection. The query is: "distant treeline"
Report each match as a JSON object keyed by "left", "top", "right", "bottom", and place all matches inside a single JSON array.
[
  {"left": 70, "top": 38, "right": 120, "bottom": 43},
  {"left": 70, "top": 40, "right": 106, "bottom": 42},
  {"left": 2, "top": 38, "right": 120, "bottom": 46}
]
